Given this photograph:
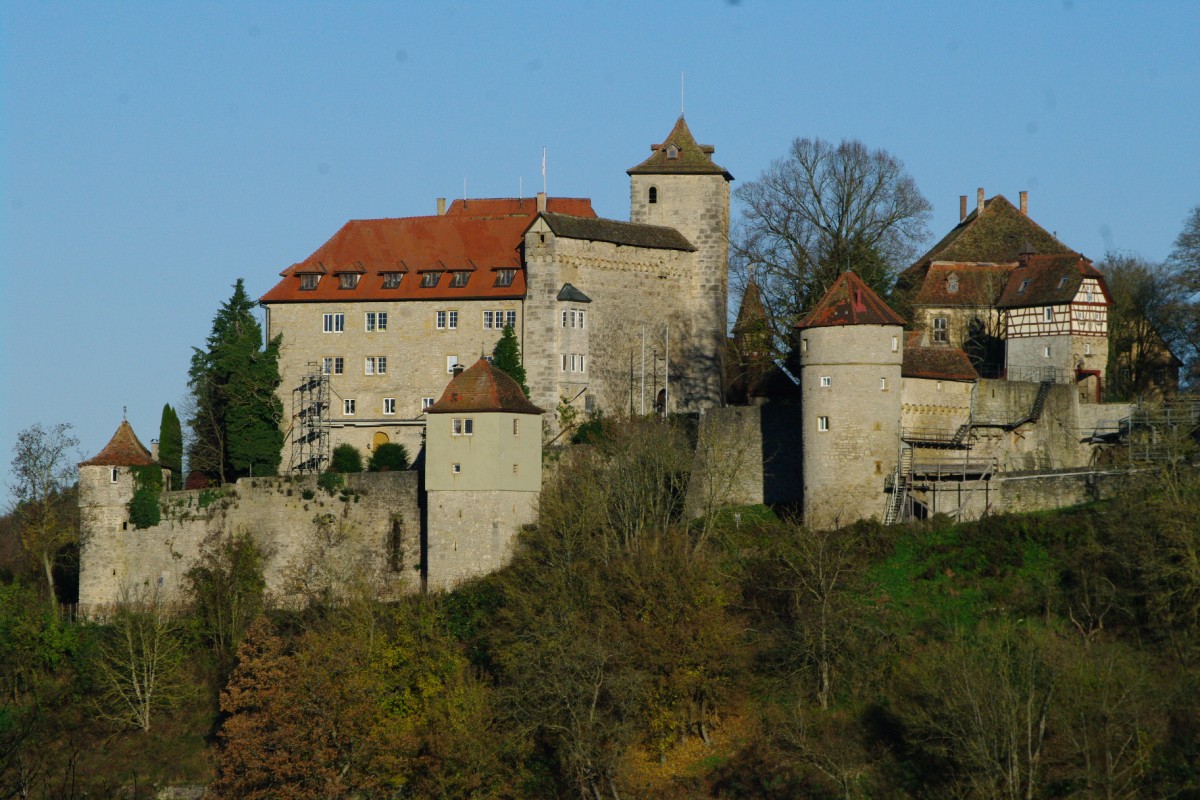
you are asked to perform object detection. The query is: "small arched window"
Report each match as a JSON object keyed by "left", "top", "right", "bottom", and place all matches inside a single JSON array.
[
  {"left": 648, "top": 186, "right": 658, "bottom": 204},
  {"left": 947, "top": 273, "right": 960, "bottom": 293}
]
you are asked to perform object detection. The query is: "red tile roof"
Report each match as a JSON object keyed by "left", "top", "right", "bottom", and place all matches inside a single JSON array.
[
  {"left": 902, "top": 332, "right": 979, "bottom": 382},
  {"left": 796, "top": 271, "right": 905, "bottom": 329},
  {"left": 996, "top": 253, "right": 1107, "bottom": 309},
  {"left": 80, "top": 420, "right": 157, "bottom": 467},
  {"left": 426, "top": 358, "right": 545, "bottom": 415},
  {"left": 915, "top": 261, "right": 1015, "bottom": 307},
  {"left": 627, "top": 116, "right": 733, "bottom": 180},
  {"left": 259, "top": 197, "right": 596, "bottom": 305}
]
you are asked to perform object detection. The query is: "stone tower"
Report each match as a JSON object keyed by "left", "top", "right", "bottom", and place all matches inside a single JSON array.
[
  {"left": 628, "top": 116, "right": 733, "bottom": 410},
  {"left": 796, "top": 272, "right": 905, "bottom": 529},
  {"left": 77, "top": 419, "right": 165, "bottom": 608},
  {"left": 423, "top": 358, "right": 545, "bottom": 590}
]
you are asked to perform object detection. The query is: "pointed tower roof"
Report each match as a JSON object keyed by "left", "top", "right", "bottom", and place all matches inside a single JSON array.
[
  {"left": 80, "top": 420, "right": 156, "bottom": 467},
  {"left": 732, "top": 277, "right": 768, "bottom": 337},
  {"left": 426, "top": 358, "right": 545, "bottom": 415},
  {"left": 796, "top": 272, "right": 905, "bottom": 330},
  {"left": 627, "top": 116, "right": 733, "bottom": 179}
]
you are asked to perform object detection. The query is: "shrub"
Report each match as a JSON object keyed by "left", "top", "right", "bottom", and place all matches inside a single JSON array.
[
  {"left": 128, "top": 465, "right": 163, "bottom": 529},
  {"left": 368, "top": 443, "right": 410, "bottom": 472},
  {"left": 330, "top": 443, "right": 363, "bottom": 473}
]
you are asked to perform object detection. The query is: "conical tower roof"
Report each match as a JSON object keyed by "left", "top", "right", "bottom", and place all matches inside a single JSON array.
[
  {"left": 79, "top": 420, "right": 156, "bottom": 467},
  {"left": 627, "top": 116, "right": 733, "bottom": 179},
  {"left": 796, "top": 271, "right": 905, "bottom": 330},
  {"left": 732, "top": 276, "right": 768, "bottom": 337},
  {"left": 426, "top": 358, "right": 545, "bottom": 415}
]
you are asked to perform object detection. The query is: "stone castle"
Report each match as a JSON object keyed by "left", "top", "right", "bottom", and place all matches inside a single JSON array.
[{"left": 78, "top": 116, "right": 1159, "bottom": 609}]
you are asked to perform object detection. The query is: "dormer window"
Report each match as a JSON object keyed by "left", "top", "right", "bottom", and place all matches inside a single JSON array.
[
  {"left": 648, "top": 186, "right": 658, "bottom": 204},
  {"left": 450, "top": 271, "right": 470, "bottom": 288},
  {"left": 495, "top": 269, "right": 515, "bottom": 287},
  {"left": 420, "top": 271, "right": 442, "bottom": 288},
  {"left": 666, "top": 145, "right": 679, "bottom": 160},
  {"left": 1018, "top": 279, "right": 1031, "bottom": 293},
  {"left": 381, "top": 272, "right": 401, "bottom": 289},
  {"left": 947, "top": 273, "right": 959, "bottom": 293},
  {"left": 338, "top": 273, "right": 359, "bottom": 290},
  {"left": 300, "top": 274, "right": 320, "bottom": 291},
  {"left": 1057, "top": 276, "right": 1068, "bottom": 289}
]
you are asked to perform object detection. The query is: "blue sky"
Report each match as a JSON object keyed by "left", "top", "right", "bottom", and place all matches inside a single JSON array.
[{"left": 2, "top": 1, "right": 1198, "bottom": 498}]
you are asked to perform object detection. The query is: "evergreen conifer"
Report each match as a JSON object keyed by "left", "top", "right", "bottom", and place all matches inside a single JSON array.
[{"left": 492, "top": 323, "right": 530, "bottom": 397}]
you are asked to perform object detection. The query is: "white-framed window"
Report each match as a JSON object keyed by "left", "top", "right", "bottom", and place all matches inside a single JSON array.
[
  {"left": 383, "top": 398, "right": 396, "bottom": 415},
  {"left": 562, "top": 310, "right": 568, "bottom": 327},
  {"left": 343, "top": 399, "right": 356, "bottom": 415},
  {"left": 452, "top": 463, "right": 461, "bottom": 474},
  {"left": 578, "top": 310, "right": 585, "bottom": 329},
  {"left": 1084, "top": 343, "right": 1092, "bottom": 356},
  {"left": 452, "top": 418, "right": 474, "bottom": 436},
  {"left": 324, "top": 357, "right": 343, "bottom": 375},
  {"left": 1018, "top": 279, "right": 1031, "bottom": 293},
  {"left": 562, "top": 354, "right": 568, "bottom": 372},
  {"left": 382, "top": 272, "right": 401, "bottom": 289},
  {"left": 483, "top": 311, "right": 494, "bottom": 329},
  {"left": 323, "top": 313, "right": 345, "bottom": 333},
  {"left": 820, "top": 376, "right": 832, "bottom": 387},
  {"left": 446, "top": 356, "right": 459, "bottom": 373},
  {"left": 1044, "top": 346, "right": 1052, "bottom": 358},
  {"left": 334, "top": 357, "right": 344, "bottom": 375},
  {"left": 506, "top": 310, "right": 516, "bottom": 328},
  {"left": 365, "top": 357, "right": 375, "bottom": 375},
  {"left": 448, "top": 310, "right": 458, "bottom": 329},
  {"left": 880, "top": 378, "right": 888, "bottom": 391},
  {"left": 513, "top": 418, "right": 520, "bottom": 436},
  {"left": 422, "top": 397, "right": 435, "bottom": 410},
  {"left": 495, "top": 269, "right": 515, "bottom": 287},
  {"left": 110, "top": 467, "right": 119, "bottom": 483},
  {"left": 1044, "top": 307, "right": 1054, "bottom": 322},
  {"left": 579, "top": 354, "right": 586, "bottom": 373},
  {"left": 891, "top": 335, "right": 899, "bottom": 352},
  {"left": 450, "top": 271, "right": 470, "bottom": 288},
  {"left": 365, "top": 311, "right": 388, "bottom": 332},
  {"left": 420, "top": 271, "right": 441, "bottom": 288},
  {"left": 801, "top": 338, "right": 809, "bottom": 353},
  {"left": 933, "top": 317, "right": 948, "bottom": 343},
  {"left": 364, "top": 356, "right": 387, "bottom": 375},
  {"left": 338, "top": 273, "right": 359, "bottom": 289},
  {"left": 947, "top": 273, "right": 960, "bottom": 293},
  {"left": 300, "top": 273, "right": 319, "bottom": 291},
  {"left": 322, "top": 357, "right": 332, "bottom": 375},
  {"left": 436, "top": 311, "right": 446, "bottom": 329},
  {"left": 817, "top": 416, "right": 829, "bottom": 432}
]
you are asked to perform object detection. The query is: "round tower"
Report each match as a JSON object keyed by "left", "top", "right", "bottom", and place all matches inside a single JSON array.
[
  {"left": 797, "top": 272, "right": 905, "bottom": 529},
  {"left": 627, "top": 116, "right": 733, "bottom": 410}
]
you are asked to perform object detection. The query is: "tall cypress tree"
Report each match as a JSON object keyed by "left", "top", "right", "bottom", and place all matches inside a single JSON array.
[
  {"left": 158, "top": 403, "right": 183, "bottom": 481},
  {"left": 187, "top": 280, "right": 284, "bottom": 483},
  {"left": 492, "top": 323, "right": 530, "bottom": 397}
]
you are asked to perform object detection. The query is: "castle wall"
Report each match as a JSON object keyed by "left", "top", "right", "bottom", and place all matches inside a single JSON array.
[
  {"left": 909, "top": 468, "right": 1129, "bottom": 521},
  {"left": 425, "top": 489, "right": 538, "bottom": 591},
  {"left": 79, "top": 472, "right": 422, "bottom": 612},
  {"left": 970, "top": 379, "right": 1092, "bottom": 470},
  {"left": 800, "top": 324, "right": 903, "bottom": 528},
  {"left": 901, "top": 377, "right": 974, "bottom": 433}
]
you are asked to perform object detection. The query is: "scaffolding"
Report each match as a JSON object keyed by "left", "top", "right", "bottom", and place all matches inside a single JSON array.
[
  {"left": 1123, "top": 397, "right": 1200, "bottom": 463},
  {"left": 290, "top": 363, "right": 331, "bottom": 474}
]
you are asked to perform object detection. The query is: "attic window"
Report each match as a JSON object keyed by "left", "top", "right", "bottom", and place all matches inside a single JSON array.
[
  {"left": 947, "top": 273, "right": 959, "bottom": 293},
  {"left": 300, "top": 274, "right": 319, "bottom": 291},
  {"left": 1018, "top": 279, "right": 1031, "bottom": 294},
  {"left": 495, "top": 269, "right": 515, "bottom": 287},
  {"left": 338, "top": 273, "right": 359, "bottom": 290},
  {"left": 450, "top": 271, "right": 470, "bottom": 288},
  {"left": 649, "top": 186, "right": 658, "bottom": 204},
  {"left": 381, "top": 273, "right": 401, "bottom": 289},
  {"left": 1057, "top": 276, "right": 1068, "bottom": 289},
  {"left": 420, "top": 272, "right": 442, "bottom": 288},
  {"left": 666, "top": 145, "right": 679, "bottom": 160}
]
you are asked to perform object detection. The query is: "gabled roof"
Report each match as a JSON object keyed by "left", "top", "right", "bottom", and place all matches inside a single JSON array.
[
  {"left": 259, "top": 197, "right": 594, "bottom": 304},
  {"left": 902, "top": 332, "right": 979, "bottom": 382},
  {"left": 80, "top": 420, "right": 156, "bottom": 467},
  {"left": 897, "top": 195, "right": 1073, "bottom": 300},
  {"left": 626, "top": 116, "right": 733, "bottom": 180},
  {"left": 425, "top": 358, "right": 545, "bottom": 415},
  {"left": 915, "top": 261, "right": 1014, "bottom": 307},
  {"left": 796, "top": 271, "right": 905, "bottom": 330},
  {"left": 996, "top": 253, "right": 1107, "bottom": 309},
  {"left": 538, "top": 212, "right": 696, "bottom": 252}
]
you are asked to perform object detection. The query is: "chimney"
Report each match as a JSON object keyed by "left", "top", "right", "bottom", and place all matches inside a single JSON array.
[
  {"left": 977, "top": 187, "right": 985, "bottom": 214},
  {"left": 959, "top": 195, "right": 968, "bottom": 222},
  {"left": 1019, "top": 191, "right": 1028, "bottom": 215},
  {"left": 452, "top": 364, "right": 464, "bottom": 376},
  {"left": 536, "top": 191, "right": 547, "bottom": 213},
  {"left": 436, "top": 197, "right": 446, "bottom": 216},
  {"left": 151, "top": 439, "right": 160, "bottom": 461}
]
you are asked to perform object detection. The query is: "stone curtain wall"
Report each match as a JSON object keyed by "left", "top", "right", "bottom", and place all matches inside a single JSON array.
[
  {"left": 425, "top": 489, "right": 538, "bottom": 591},
  {"left": 910, "top": 468, "right": 1129, "bottom": 521},
  {"left": 79, "top": 472, "right": 421, "bottom": 612}
]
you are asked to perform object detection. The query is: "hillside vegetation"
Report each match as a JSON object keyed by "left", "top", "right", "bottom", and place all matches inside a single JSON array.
[{"left": 2, "top": 416, "right": 1199, "bottom": 798}]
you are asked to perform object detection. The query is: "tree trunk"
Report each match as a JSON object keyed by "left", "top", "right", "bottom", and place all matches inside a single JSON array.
[{"left": 41, "top": 550, "right": 57, "bottom": 611}]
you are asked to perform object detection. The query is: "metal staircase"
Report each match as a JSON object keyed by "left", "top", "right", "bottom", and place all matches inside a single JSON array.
[{"left": 884, "top": 444, "right": 913, "bottom": 525}]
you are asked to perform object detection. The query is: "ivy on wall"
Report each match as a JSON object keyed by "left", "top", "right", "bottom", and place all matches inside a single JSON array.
[{"left": 128, "top": 465, "right": 164, "bottom": 529}]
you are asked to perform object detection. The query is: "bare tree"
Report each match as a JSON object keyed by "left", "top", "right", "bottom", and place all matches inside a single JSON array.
[
  {"left": 732, "top": 138, "right": 931, "bottom": 356},
  {"left": 9, "top": 423, "right": 80, "bottom": 608},
  {"left": 1169, "top": 205, "right": 1200, "bottom": 289}
]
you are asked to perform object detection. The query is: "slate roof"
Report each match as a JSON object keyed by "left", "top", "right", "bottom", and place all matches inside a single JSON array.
[
  {"left": 797, "top": 271, "right": 905, "bottom": 330},
  {"left": 915, "top": 261, "right": 1014, "bottom": 307},
  {"left": 902, "top": 333, "right": 980, "bottom": 382},
  {"left": 538, "top": 213, "right": 696, "bottom": 252},
  {"left": 80, "top": 420, "right": 157, "bottom": 467},
  {"left": 556, "top": 283, "right": 592, "bottom": 303},
  {"left": 996, "top": 253, "right": 1107, "bottom": 309},
  {"left": 896, "top": 195, "right": 1074, "bottom": 301},
  {"left": 260, "top": 197, "right": 595, "bottom": 304},
  {"left": 732, "top": 277, "right": 768, "bottom": 337},
  {"left": 425, "top": 358, "right": 545, "bottom": 415},
  {"left": 626, "top": 116, "right": 733, "bottom": 180}
]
